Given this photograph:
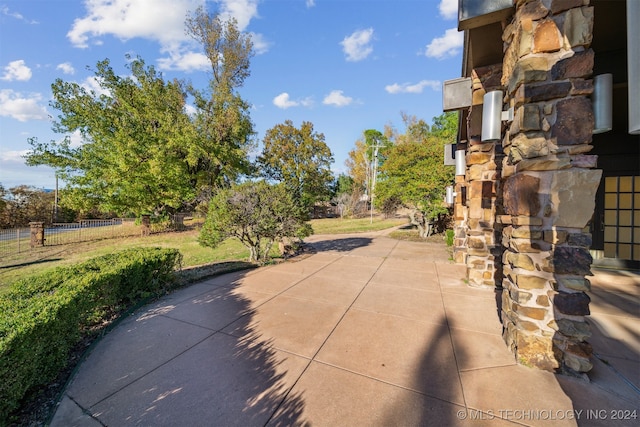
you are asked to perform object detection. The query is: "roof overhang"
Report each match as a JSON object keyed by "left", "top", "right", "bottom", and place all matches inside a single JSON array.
[{"left": 458, "top": 0, "right": 514, "bottom": 31}]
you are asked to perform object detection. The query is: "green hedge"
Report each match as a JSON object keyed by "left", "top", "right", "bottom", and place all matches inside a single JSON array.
[{"left": 0, "top": 247, "right": 182, "bottom": 421}]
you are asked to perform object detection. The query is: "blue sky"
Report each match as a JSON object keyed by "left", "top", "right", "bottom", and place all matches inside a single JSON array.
[{"left": 0, "top": 0, "right": 463, "bottom": 189}]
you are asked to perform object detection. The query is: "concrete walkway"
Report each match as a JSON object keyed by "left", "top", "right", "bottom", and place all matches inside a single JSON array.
[{"left": 51, "top": 232, "right": 639, "bottom": 426}]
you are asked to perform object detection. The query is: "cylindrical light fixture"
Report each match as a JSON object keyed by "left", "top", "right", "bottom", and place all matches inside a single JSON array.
[
  {"left": 481, "top": 90, "right": 503, "bottom": 142},
  {"left": 593, "top": 73, "right": 613, "bottom": 134},
  {"left": 446, "top": 185, "right": 455, "bottom": 205},
  {"left": 455, "top": 149, "right": 466, "bottom": 176}
]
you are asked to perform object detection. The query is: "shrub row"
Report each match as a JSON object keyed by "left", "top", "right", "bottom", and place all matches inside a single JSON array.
[{"left": 0, "top": 247, "right": 182, "bottom": 421}]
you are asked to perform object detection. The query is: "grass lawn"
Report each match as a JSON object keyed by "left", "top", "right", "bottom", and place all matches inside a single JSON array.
[
  {"left": 0, "top": 215, "right": 409, "bottom": 292},
  {"left": 310, "top": 216, "right": 408, "bottom": 234}
]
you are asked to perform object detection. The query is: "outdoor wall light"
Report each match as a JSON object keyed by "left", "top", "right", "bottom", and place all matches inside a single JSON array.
[
  {"left": 445, "top": 185, "right": 456, "bottom": 205},
  {"left": 592, "top": 73, "right": 613, "bottom": 134},
  {"left": 481, "top": 90, "right": 513, "bottom": 142},
  {"left": 455, "top": 149, "right": 466, "bottom": 176}
]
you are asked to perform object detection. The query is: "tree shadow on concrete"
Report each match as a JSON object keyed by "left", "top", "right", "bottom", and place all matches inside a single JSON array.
[
  {"left": 555, "top": 270, "right": 640, "bottom": 425},
  {"left": 382, "top": 317, "right": 467, "bottom": 426},
  {"left": 56, "top": 268, "right": 309, "bottom": 426},
  {"left": 305, "top": 237, "right": 372, "bottom": 253}
]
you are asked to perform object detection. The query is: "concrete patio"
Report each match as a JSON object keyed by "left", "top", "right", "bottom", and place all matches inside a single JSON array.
[{"left": 51, "top": 231, "right": 639, "bottom": 426}]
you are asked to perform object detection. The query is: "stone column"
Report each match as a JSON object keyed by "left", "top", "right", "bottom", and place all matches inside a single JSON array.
[
  {"left": 499, "top": 0, "right": 601, "bottom": 375},
  {"left": 29, "top": 222, "right": 45, "bottom": 248},
  {"left": 452, "top": 174, "right": 468, "bottom": 265},
  {"left": 460, "top": 64, "right": 505, "bottom": 288},
  {"left": 141, "top": 215, "right": 151, "bottom": 236}
]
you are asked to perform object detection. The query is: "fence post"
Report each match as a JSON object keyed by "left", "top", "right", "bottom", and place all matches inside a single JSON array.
[
  {"left": 175, "top": 214, "right": 185, "bottom": 231},
  {"left": 141, "top": 215, "right": 151, "bottom": 236},
  {"left": 29, "top": 222, "right": 45, "bottom": 248}
]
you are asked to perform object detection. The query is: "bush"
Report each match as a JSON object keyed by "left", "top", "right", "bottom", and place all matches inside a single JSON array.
[
  {"left": 0, "top": 247, "right": 182, "bottom": 421},
  {"left": 445, "top": 229, "right": 455, "bottom": 246},
  {"left": 199, "top": 181, "right": 312, "bottom": 264}
]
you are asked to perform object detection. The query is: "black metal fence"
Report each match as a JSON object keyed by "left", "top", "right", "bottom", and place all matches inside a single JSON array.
[{"left": 0, "top": 215, "right": 196, "bottom": 258}]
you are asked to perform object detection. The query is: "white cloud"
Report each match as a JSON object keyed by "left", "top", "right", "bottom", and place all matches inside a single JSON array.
[
  {"left": 184, "top": 104, "right": 197, "bottom": 117},
  {"left": 56, "top": 62, "right": 75, "bottom": 75},
  {"left": 438, "top": 0, "right": 458, "bottom": 20},
  {"left": 0, "top": 150, "right": 30, "bottom": 163},
  {"left": 425, "top": 27, "right": 463, "bottom": 59},
  {"left": 340, "top": 28, "right": 374, "bottom": 62},
  {"left": 80, "top": 76, "right": 110, "bottom": 97},
  {"left": 306, "top": 0, "right": 316, "bottom": 7},
  {"left": 273, "top": 93, "right": 297, "bottom": 109},
  {"left": 323, "top": 90, "right": 353, "bottom": 107},
  {"left": 0, "top": 89, "right": 49, "bottom": 122},
  {"left": 68, "top": 0, "right": 266, "bottom": 71},
  {"left": 1, "top": 60, "right": 32, "bottom": 81},
  {"left": 273, "top": 92, "right": 313, "bottom": 109},
  {"left": 156, "top": 49, "right": 210, "bottom": 72},
  {"left": 1, "top": 5, "right": 38, "bottom": 24},
  {"left": 67, "top": 0, "right": 200, "bottom": 48},
  {"left": 217, "top": 0, "right": 260, "bottom": 32},
  {"left": 249, "top": 32, "right": 271, "bottom": 55},
  {"left": 65, "top": 130, "right": 85, "bottom": 148},
  {"left": 385, "top": 80, "right": 441, "bottom": 94}
]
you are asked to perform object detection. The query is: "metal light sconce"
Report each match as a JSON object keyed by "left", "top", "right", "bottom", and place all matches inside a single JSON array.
[
  {"left": 455, "top": 149, "right": 466, "bottom": 176},
  {"left": 593, "top": 73, "right": 613, "bottom": 134},
  {"left": 481, "top": 90, "right": 513, "bottom": 142},
  {"left": 446, "top": 185, "right": 456, "bottom": 205}
]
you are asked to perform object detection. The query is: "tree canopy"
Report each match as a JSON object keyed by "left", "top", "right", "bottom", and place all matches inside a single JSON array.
[
  {"left": 185, "top": 7, "right": 255, "bottom": 199},
  {"left": 374, "top": 112, "right": 457, "bottom": 237},
  {"left": 258, "top": 120, "right": 334, "bottom": 211},
  {"left": 198, "top": 181, "right": 312, "bottom": 263},
  {"left": 0, "top": 186, "right": 56, "bottom": 228},
  {"left": 26, "top": 7, "right": 256, "bottom": 217},
  {"left": 26, "top": 57, "right": 196, "bottom": 216},
  {"left": 345, "top": 128, "right": 392, "bottom": 196}
]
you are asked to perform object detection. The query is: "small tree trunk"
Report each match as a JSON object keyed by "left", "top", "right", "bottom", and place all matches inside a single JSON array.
[
  {"left": 249, "top": 246, "right": 258, "bottom": 263},
  {"left": 420, "top": 221, "right": 433, "bottom": 238},
  {"left": 409, "top": 209, "right": 433, "bottom": 239}
]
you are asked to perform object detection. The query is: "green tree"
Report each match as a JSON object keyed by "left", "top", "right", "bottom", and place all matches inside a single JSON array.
[
  {"left": 26, "top": 56, "right": 196, "bottom": 216},
  {"left": 345, "top": 138, "right": 369, "bottom": 194},
  {"left": 198, "top": 181, "right": 312, "bottom": 263},
  {"left": 0, "top": 186, "right": 55, "bottom": 228},
  {"left": 334, "top": 174, "right": 354, "bottom": 196},
  {"left": 185, "top": 7, "right": 255, "bottom": 202},
  {"left": 0, "top": 184, "right": 6, "bottom": 220},
  {"left": 376, "top": 112, "right": 457, "bottom": 237},
  {"left": 26, "top": 7, "right": 257, "bottom": 217},
  {"left": 258, "top": 120, "right": 334, "bottom": 211},
  {"left": 345, "top": 129, "right": 391, "bottom": 196}
]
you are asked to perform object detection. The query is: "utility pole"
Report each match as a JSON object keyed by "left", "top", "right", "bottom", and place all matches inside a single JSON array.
[{"left": 369, "top": 143, "right": 382, "bottom": 224}]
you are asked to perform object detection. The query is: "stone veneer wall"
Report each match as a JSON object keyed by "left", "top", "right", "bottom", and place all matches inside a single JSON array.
[
  {"left": 499, "top": 0, "right": 602, "bottom": 375},
  {"left": 452, "top": 174, "right": 467, "bottom": 264},
  {"left": 453, "top": 64, "right": 505, "bottom": 288}
]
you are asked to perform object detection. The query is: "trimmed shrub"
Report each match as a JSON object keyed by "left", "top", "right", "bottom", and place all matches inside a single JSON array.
[
  {"left": 445, "top": 229, "right": 455, "bottom": 247},
  {"left": 0, "top": 247, "right": 182, "bottom": 421}
]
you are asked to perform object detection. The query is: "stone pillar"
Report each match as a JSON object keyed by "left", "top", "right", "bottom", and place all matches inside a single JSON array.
[
  {"left": 460, "top": 64, "right": 505, "bottom": 288},
  {"left": 29, "top": 222, "right": 45, "bottom": 248},
  {"left": 499, "top": 0, "right": 601, "bottom": 375},
  {"left": 141, "top": 215, "right": 151, "bottom": 236},
  {"left": 452, "top": 174, "right": 468, "bottom": 265}
]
